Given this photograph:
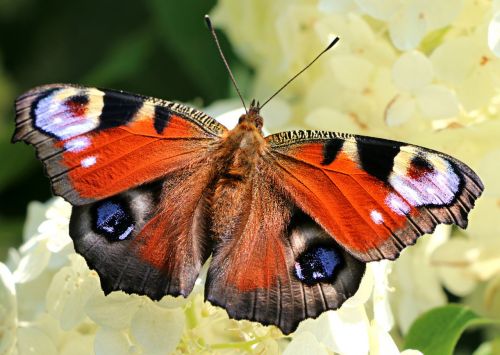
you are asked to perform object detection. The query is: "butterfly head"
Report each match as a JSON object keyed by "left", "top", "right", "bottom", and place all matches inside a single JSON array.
[{"left": 238, "top": 99, "right": 263, "bottom": 130}]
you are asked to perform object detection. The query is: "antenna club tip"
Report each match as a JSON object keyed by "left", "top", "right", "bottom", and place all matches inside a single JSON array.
[
  {"left": 327, "top": 37, "right": 340, "bottom": 50},
  {"left": 204, "top": 14, "right": 213, "bottom": 29}
]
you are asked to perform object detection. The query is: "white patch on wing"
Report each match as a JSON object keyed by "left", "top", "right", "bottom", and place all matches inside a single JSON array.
[
  {"left": 81, "top": 156, "right": 97, "bottom": 168},
  {"left": 34, "top": 88, "right": 104, "bottom": 140},
  {"left": 389, "top": 147, "right": 460, "bottom": 207},
  {"left": 389, "top": 161, "right": 459, "bottom": 206},
  {"left": 119, "top": 225, "right": 135, "bottom": 240},
  {"left": 64, "top": 136, "right": 91, "bottom": 152},
  {"left": 370, "top": 210, "right": 384, "bottom": 224},
  {"left": 385, "top": 193, "right": 411, "bottom": 216}
]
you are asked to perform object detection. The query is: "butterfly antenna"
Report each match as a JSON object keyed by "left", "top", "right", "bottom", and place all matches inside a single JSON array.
[
  {"left": 204, "top": 15, "right": 248, "bottom": 114},
  {"left": 260, "top": 37, "right": 340, "bottom": 110}
]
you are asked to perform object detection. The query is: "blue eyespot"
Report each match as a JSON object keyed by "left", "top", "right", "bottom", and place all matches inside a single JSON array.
[
  {"left": 294, "top": 245, "right": 342, "bottom": 284},
  {"left": 94, "top": 200, "right": 134, "bottom": 241}
]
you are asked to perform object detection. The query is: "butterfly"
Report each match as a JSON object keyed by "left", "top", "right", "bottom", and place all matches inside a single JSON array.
[
  {"left": 12, "top": 16, "right": 483, "bottom": 334},
  {"left": 12, "top": 82, "right": 483, "bottom": 334}
]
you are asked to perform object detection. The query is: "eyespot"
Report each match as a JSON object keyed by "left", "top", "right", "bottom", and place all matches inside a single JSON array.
[
  {"left": 294, "top": 245, "right": 343, "bottom": 284},
  {"left": 93, "top": 199, "right": 135, "bottom": 241}
]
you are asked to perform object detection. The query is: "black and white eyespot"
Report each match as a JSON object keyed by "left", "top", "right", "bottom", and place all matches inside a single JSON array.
[
  {"left": 92, "top": 198, "right": 135, "bottom": 241},
  {"left": 294, "top": 244, "right": 343, "bottom": 285}
]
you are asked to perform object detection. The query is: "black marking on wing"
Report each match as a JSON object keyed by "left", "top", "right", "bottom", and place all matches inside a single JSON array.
[
  {"left": 321, "top": 139, "right": 343, "bottom": 166},
  {"left": 357, "top": 139, "right": 402, "bottom": 182},
  {"left": 153, "top": 105, "right": 172, "bottom": 134},
  {"left": 67, "top": 94, "right": 89, "bottom": 106},
  {"left": 98, "top": 90, "right": 143, "bottom": 129}
]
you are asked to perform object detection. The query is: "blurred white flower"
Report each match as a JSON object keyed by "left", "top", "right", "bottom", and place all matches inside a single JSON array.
[
  {"left": 355, "top": 0, "right": 464, "bottom": 50},
  {"left": 489, "top": 0, "right": 500, "bottom": 56},
  {"left": 0, "top": 263, "right": 16, "bottom": 355},
  {"left": 431, "top": 26, "right": 500, "bottom": 111},
  {"left": 386, "top": 50, "right": 459, "bottom": 126},
  {"left": 389, "top": 227, "right": 450, "bottom": 333}
]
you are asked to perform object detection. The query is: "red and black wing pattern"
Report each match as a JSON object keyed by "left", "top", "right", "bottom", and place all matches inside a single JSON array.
[
  {"left": 13, "top": 84, "right": 226, "bottom": 205},
  {"left": 205, "top": 164, "right": 365, "bottom": 335},
  {"left": 70, "top": 164, "right": 216, "bottom": 298},
  {"left": 14, "top": 84, "right": 225, "bottom": 297},
  {"left": 266, "top": 130, "right": 484, "bottom": 261}
]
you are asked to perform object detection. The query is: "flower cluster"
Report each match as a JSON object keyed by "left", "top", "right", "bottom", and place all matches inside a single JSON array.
[{"left": 211, "top": 0, "right": 500, "bottom": 349}]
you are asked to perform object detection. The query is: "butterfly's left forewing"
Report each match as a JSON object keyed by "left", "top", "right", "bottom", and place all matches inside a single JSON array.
[
  {"left": 266, "top": 130, "right": 484, "bottom": 261},
  {"left": 14, "top": 84, "right": 226, "bottom": 298},
  {"left": 13, "top": 84, "right": 226, "bottom": 204}
]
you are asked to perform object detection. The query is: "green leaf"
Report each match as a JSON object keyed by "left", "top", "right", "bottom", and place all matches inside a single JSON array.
[{"left": 404, "top": 304, "right": 500, "bottom": 355}]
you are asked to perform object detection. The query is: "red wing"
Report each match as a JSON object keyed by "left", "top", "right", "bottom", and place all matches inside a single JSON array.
[
  {"left": 266, "top": 131, "right": 484, "bottom": 261},
  {"left": 70, "top": 162, "right": 216, "bottom": 299},
  {"left": 205, "top": 165, "right": 365, "bottom": 335},
  {"left": 13, "top": 84, "right": 226, "bottom": 205}
]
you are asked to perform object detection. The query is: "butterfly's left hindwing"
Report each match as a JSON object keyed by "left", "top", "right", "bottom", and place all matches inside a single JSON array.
[
  {"left": 70, "top": 163, "right": 216, "bottom": 298},
  {"left": 266, "top": 131, "right": 484, "bottom": 261},
  {"left": 13, "top": 84, "right": 226, "bottom": 205}
]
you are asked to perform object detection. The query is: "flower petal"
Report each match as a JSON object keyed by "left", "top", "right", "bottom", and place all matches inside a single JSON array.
[
  {"left": 392, "top": 51, "right": 433, "bottom": 92},
  {"left": 368, "top": 321, "right": 400, "bottom": 355},
  {"left": 60, "top": 332, "right": 94, "bottom": 355},
  {"left": 85, "top": 292, "right": 141, "bottom": 330},
  {"left": 488, "top": 11, "right": 500, "bottom": 57},
  {"left": 0, "top": 263, "right": 17, "bottom": 355},
  {"left": 371, "top": 261, "right": 394, "bottom": 332},
  {"left": 385, "top": 94, "right": 417, "bottom": 127},
  {"left": 46, "top": 255, "right": 101, "bottom": 330},
  {"left": 23, "top": 201, "right": 47, "bottom": 242},
  {"left": 388, "top": 4, "right": 427, "bottom": 50},
  {"left": 94, "top": 327, "right": 131, "bottom": 355},
  {"left": 354, "top": 0, "right": 399, "bottom": 20},
  {"left": 13, "top": 237, "right": 51, "bottom": 284},
  {"left": 17, "top": 324, "right": 58, "bottom": 355},
  {"left": 283, "top": 331, "right": 328, "bottom": 355},
  {"left": 432, "top": 239, "right": 480, "bottom": 296},
  {"left": 331, "top": 54, "right": 374, "bottom": 91},
  {"left": 416, "top": 84, "right": 460, "bottom": 119},
  {"left": 130, "top": 302, "right": 185, "bottom": 355}
]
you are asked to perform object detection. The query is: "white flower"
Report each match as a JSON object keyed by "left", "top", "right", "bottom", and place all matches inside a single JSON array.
[
  {"left": 431, "top": 26, "right": 500, "bottom": 111},
  {"left": 489, "top": 0, "right": 500, "bottom": 56},
  {"left": 389, "top": 227, "right": 450, "bottom": 333},
  {"left": 355, "top": 0, "right": 464, "bottom": 50},
  {"left": 386, "top": 50, "right": 459, "bottom": 126},
  {"left": 0, "top": 263, "right": 16, "bottom": 355}
]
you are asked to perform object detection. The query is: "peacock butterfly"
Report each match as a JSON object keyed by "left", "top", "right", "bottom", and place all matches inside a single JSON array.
[{"left": 12, "top": 18, "right": 483, "bottom": 335}]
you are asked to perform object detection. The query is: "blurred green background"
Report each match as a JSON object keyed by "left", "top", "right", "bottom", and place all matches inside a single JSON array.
[{"left": 0, "top": 0, "right": 248, "bottom": 259}]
